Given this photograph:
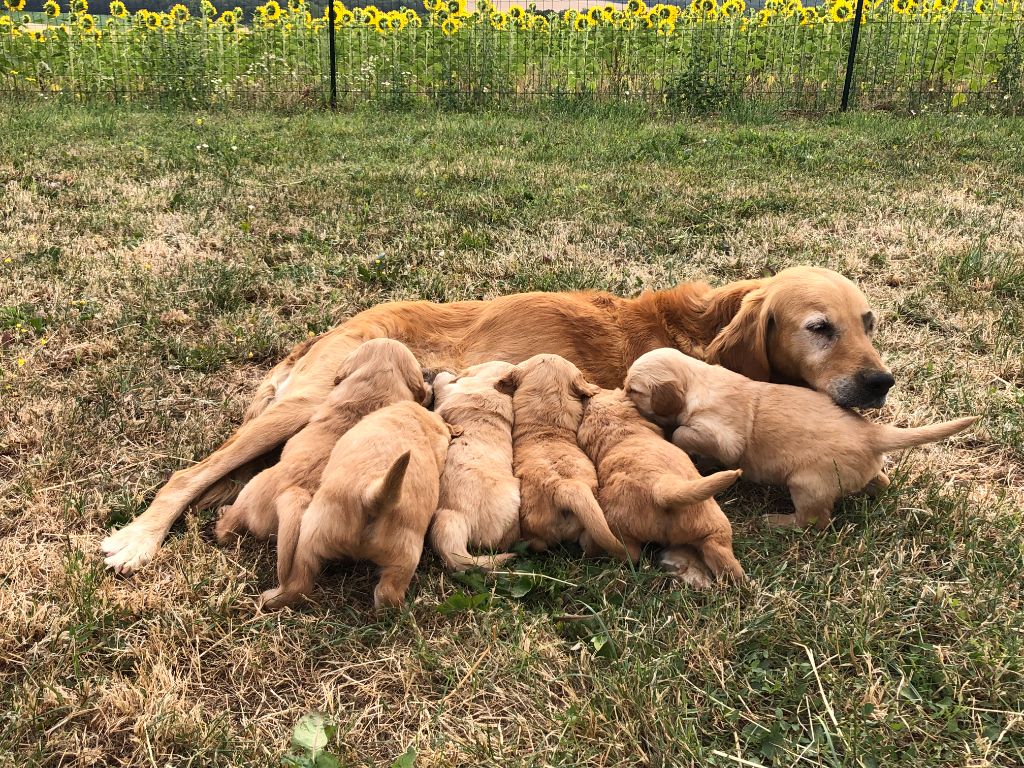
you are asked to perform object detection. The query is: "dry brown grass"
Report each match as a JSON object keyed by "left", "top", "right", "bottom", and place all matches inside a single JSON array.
[{"left": 1, "top": 103, "right": 1022, "bottom": 767}]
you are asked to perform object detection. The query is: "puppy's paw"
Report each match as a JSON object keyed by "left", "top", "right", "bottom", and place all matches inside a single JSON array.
[
  {"left": 660, "top": 548, "right": 713, "bottom": 590},
  {"left": 764, "top": 513, "right": 799, "bottom": 529},
  {"left": 258, "top": 588, "right": 294, "bottom": 611},
  {"left": 101, "top": 526, "right": 161, "bottom": 575},
  {"left": 214, "top": 506, "right": 242, "bottom": 545}
]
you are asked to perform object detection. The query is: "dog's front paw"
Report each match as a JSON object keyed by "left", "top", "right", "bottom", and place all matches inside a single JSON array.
[{"left": 101, "top": 526, "right": 162, "bottom": 575}]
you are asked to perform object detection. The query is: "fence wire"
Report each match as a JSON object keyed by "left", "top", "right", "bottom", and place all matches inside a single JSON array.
[{"left": 1, "top": 0, "right": 1022, "bottom": 111}]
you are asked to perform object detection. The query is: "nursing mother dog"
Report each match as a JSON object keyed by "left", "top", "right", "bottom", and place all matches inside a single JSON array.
[{"left": 101, "top": 265, "right": 894, "bottom": 574}]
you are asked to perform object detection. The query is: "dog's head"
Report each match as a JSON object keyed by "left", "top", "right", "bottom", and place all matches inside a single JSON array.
[
  {"left": 333, "top": 338, "right": 431, "bottom": 406},
  {"left": 705, "top": 267, "right": 892, "bottom": 409}
]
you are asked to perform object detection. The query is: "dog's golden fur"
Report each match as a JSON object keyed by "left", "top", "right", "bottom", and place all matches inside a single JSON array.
[
  {"left": 101, "top": 266, "right": 892, "bottom": 574},
  {"left": 260, "top": 401, "right": 455, "bottom": 610},
  {"left": 576, "top": 388, "right": 745, "bottom": 586},
  {"left": 497, "top": 355, "right": 628, "bottom": 558},
  {"left": 429, "top": 362, "right": 520, "bottom": 572},
  {"left": 213, "top": 339, "right": 429, "bottom": 546},
  {"left": 626, "top": 348, "right": 977, "bottom": 530}
]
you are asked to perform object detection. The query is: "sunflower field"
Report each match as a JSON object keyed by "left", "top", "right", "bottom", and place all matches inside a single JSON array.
[{"left": 1, "top": 0, "right": 1022, "bottom": 110}]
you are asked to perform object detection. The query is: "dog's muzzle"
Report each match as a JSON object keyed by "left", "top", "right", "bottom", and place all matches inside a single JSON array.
[{"left": 830, "top": 369, "right": 895, "bottom": 409}]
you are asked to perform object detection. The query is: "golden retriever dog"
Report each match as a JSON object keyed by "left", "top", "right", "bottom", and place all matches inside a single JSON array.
[
  {"left": 496, "top": 354, "right": 629, "bottom": 558},
  {"left": 429, "top": 362, "right": 520, "bottom": 572},
  {"left": 259, "top": 400, "right": 456, "bottom": 611},
  {"left": 102, "top": 266, "right": 893, "bottom": 574},
  {"left": 576, "top": 388, "right": 745, "bottom": 587},
  {"left": 626, "top": 348, "right": 977, "bottom": 530},
  {"left": 213, "top": 338, "right": 429, "bottom": 546}
]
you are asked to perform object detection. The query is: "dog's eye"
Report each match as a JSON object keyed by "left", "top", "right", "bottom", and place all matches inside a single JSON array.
[{"left": 806, "top": 320, "right": 836, "bottom": 337}]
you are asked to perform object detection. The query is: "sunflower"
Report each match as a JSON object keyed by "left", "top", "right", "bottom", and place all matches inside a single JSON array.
[
  {"left": 440, "top": 14, "right": 460, "bottom": 33},
  {"left": 756, "top": 6, "right": 775, "bottom": 22},
  {"left": 530, "top": 13, "right": 549, "bottom": 29},
  {"left": 626, "top": 0, "right": 647, "bottom": 15},
  {"left": 973, "top": 0, "right": 990, "bottom": 10},
  {"left": 145, "top": 10, "right": 160, "bottom": 27},
  {"left": 446, "top": 0, "right": 466, "bottom": 14},
  {"left": 218, "top": 9, "right": 236, "bottom": 27},
  {"left": 892, "top": 0, "right": 915, "bottom": 13},
  {"left": 109, "top": 0, "right": 127, "bottom": 16},
  {"left": 72, "top": 0, "right": 87, "bottom": 11},
  {"left": 43, "top": 0, "right": 60, "bottom": 16},
  {"left": 385, "top": 10, "right": 406, "bottom": 29},
  {"left": 30, "top": 29, "right": 46, "bottom": 41},
  {"left": 656, "top": 16, "right": 674, "bottom": 32},
  {"left": 561, "top": 8, "right": 576, "bottom": 20},
  {"left": 339, "top": 7, "right": 353, "bottom": 23},
  {"left": 692, "top": 0, "right": 718, "bottom": 13},
  {"left": 828, "top": 0, "right": 854, "bottom": 19},
  {"left": 170, "top": 3, "right": 190, "bottom": 21},
  {"left": 287, "top": 0, "right": 302, "bottom": 10},
  {"left": 720, "top": 0, "right": 744, "bottom": 15},
  {"left": 507, "top": 4, "right": 524, "bottom": 19},
  {"left": 404, "top": 8, "right": 417, "bottom": 20},
  {"left": 368, "top": 13, "right": 386, "bottom": 32},
  {"left": 490, "top": 10, "right": 507, "bottom": 27},
  {"left": 3, "top": 0, "right": 26, "bottom": 10},
  {"left": 782, "top": 0, "right": 802, "bottom": 14},
  {"left": 799, "top": 6, "right": 819, "bottom": 22},
  {"left": 78, "top": 11, "right": 95, "bottom": 29},
  {"left": 161, "top": 12, "right": 175, "bottom": 27},
  {"left": 200, "top": 0, "right": 217, "bottom": 17},
  {"left": 586, "top": 5, "right": 604, "bottom": 21},
  {"left": 573, "top": 12, "right": 591, "bottom": 28}
]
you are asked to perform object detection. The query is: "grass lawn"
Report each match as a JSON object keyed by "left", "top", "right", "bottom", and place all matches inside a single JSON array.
[{"left": 1, "top": 102, "right": 1022, "bottom": 768}]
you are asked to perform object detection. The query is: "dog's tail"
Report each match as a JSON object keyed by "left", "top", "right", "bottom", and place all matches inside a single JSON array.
[
  {"left": 873, "top": 416, "right": 978, "bottom": 453},
  {"left": 362, "top": 451, "right": 411, "bottom": 516},
  {"left": 652, "top": 469, "right": 742, "bottom": 508},
  {"left": 273, "top": 487, "right": 313, "bottom": 588},
  {"left": 553, "top": 481, "right": 630, "bottom": 561}
]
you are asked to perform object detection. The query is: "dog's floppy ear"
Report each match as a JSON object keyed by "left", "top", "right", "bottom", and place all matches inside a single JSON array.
[
  {"left": 401, "top": 362, "right": 430, "bottom": 404},
  {"left": 704, "top": 289, "right": 771, "bottom": 381},
  {"left": 572, "top": 374, "right": 600, "bottom": 399},
  {"left": 333, "top": 351, "right": 360, "bottom": 386},
  {"left": 446, "top": 422, "right": 464, "bottom": 438},
  {"left": 495, "top": 367, "right": 522, "bottom": 397},
  {"left": 649, "top": 382, "right": 685, "bottom": 418}
]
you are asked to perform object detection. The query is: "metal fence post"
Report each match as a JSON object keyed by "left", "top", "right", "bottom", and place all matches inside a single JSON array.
[
  {"left": 840, "top": 0, "right": 866, "bottom": 111},
  {"left": 328, "top": 0, "right": 337, "bottom": 108}
]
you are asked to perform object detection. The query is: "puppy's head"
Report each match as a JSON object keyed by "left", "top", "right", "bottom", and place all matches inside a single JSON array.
[
  {"left": 705, "top": 266, "right": 892, "bottom": 409},
  {"left": 333, "top": 338, "right": 430, "bottom": 405},
  {"left": 434, "top": 361, "right": 516, "bottom": 409},
  {"left": 625, "top": 348, "right": 696, "bottom": 427},
  {"left": 499, "top": 354, "right": 599, "bottom": 400}
]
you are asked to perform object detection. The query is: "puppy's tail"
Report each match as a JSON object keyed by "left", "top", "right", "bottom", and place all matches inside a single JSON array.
[
  {"left": 273, "top": 486, "right": 313, "bottom": 588},
  {"left": 553, "top": 481, "right": 630, "bottom": 561},
  {"left": 873, "top": 416, "right": 978, "bottom": 453},
  {"left": 653, "top": 469, "right": 742, "bottom": 508},
  {"left": 362, "top": 451, "right": 411, "bottom": 516}
]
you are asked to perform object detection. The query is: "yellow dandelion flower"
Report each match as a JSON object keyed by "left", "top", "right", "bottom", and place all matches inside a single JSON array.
[
  {"left": 440, "top": 14, "right": 461, "bottom": 33},
  {"left": 109, "top": 0, "right": 127, "bottom": 16},
  {"left": 828, "top": 0, "right": 854, "bottom": 20},
  {"left": 17, "top": 358, "right": 26, "bottom": 367}
]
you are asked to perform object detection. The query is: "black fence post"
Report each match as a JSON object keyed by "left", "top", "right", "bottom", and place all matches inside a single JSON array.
[
  {"left": 840, "top": 0, "right": 866, "bottom": 112},
  {"left": 328, "top": 1, "right": 337, "bottom": 108}
]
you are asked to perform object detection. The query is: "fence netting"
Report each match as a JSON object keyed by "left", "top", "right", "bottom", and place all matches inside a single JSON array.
[{"left": 1, "top": 0, "right": 1022, "bottom": 111}]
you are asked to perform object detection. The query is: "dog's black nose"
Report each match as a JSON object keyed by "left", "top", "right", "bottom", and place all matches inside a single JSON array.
[{"left": 862, "top": 370, "right": 895, "bottom": 396}]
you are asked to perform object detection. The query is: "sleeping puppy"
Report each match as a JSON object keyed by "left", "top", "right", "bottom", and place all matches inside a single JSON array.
[
  {"left": 259, "top": 400, "right": 457, "bottom": 611},
  {"left": 497, "top": 354, "right": 629, "bottom": 559},
  {"left": 430, "top": 361, "right": 520, "bottom": 572},
  {"left": 626, "top": 348, "right": 978, "bottom": 530},
  {"left": 214, "top": 338, "right": 429, "bottom": 546},
  {"left": 576, "top": 388, "right": 745, "bottom": 586}
]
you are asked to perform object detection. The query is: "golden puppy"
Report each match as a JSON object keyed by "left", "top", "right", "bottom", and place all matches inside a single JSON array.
[
  {"left": 430, "top": 362, "right": 520, "bottom": 572},
  {"left": 214, "top": 339, "right": 428, "bottom": 546},
  {"left": 626, "top": 348, "right": 978, "bottom": 530},
  {"left": 576, "top": 388, "right": 745, "bottom": 586},
  {"left": 497, "top": 355, "right": 629, "bottom": 559},
  {"left": 260, "top": 401, "right": 455, "bottom": 611}
]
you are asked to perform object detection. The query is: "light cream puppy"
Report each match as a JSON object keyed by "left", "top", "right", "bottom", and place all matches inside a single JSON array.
[
  {"left": 497, "top": 354, "right": 629, "bottom": 559},
  {"left": 214, "top": 338, "right": 429, "bottom": 546},
  {"left": 625, "top": 348, "right": 977, "bottom": 530},
  {"left": 577, "top": 388, "right": 744, "bottom": 586},
  {"left": 260, "top": 401, "right": 457, "bottom": 611},
  {"left": 430, "top": 362, "right": 520, "bottom": 572}
]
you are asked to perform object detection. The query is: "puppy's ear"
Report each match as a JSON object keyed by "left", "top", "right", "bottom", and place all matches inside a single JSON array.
[
  {"left": 573, "top": 374, "right": 600, "bottom": 399},
  {"left": 704, "top": 288, "right": 771, "bottom": 381},
  {"left": 649, "top": 382, "right": 685, "bottom": 418},
  {"left": 401, "top": 362, "right": 430, "bottom": 404},
  {"left": 495, "top": 368, "right": 522, "bottom": 397},
  {"left": 333, "top": 352, "right": 359, "bottom": 386},
  {"left": 446, "top": 422, "right": 464, "bottom": 438}
]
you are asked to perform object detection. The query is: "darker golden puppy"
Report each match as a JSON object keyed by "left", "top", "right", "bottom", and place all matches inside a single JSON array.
[
  {"left": 577, "top": 388, "right": 744, "bottom": 586},
  {"left": 260, "top": 401, "right": 456, "bottom": 611},
  {"left": 497, "top": 355, "right": 629, "bottom": 559},
  {"left": 214, "top": 339, "right": 428, "bottom": 546},
  {"left": 626, "top": 348, "right": 977, "bottom": 530}
]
